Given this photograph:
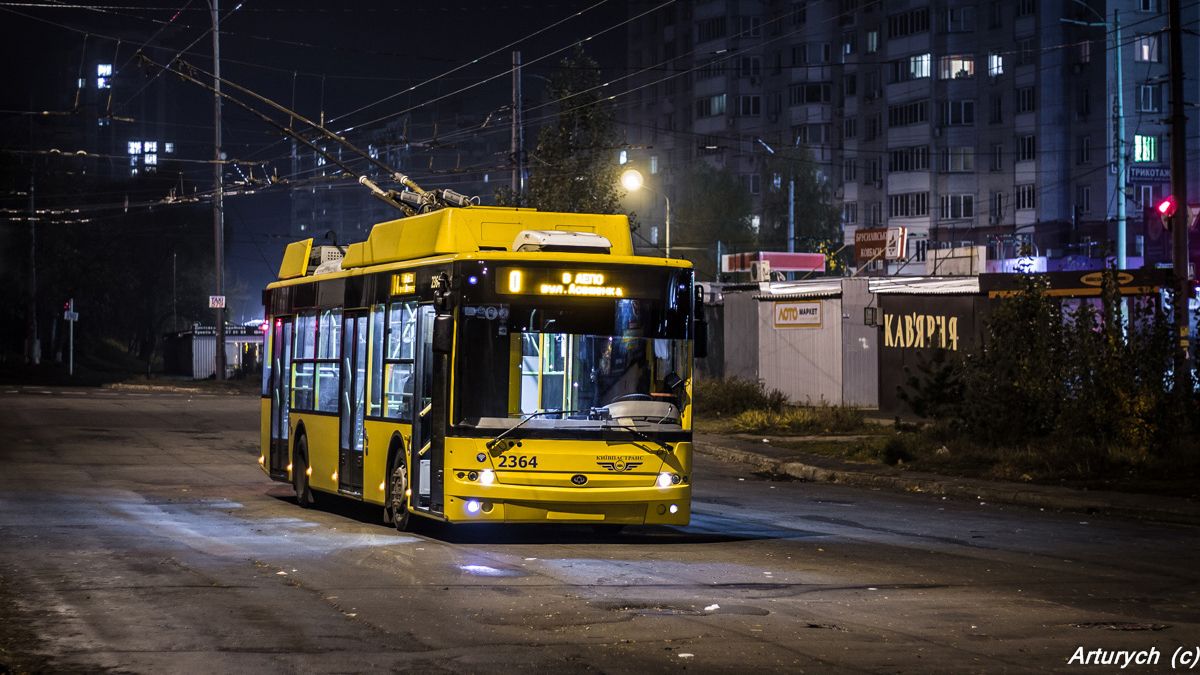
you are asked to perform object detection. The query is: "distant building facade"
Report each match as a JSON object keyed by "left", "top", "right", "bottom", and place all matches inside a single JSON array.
[{"left": 621, "top": 0, "right": 1200, "bottom": 276}]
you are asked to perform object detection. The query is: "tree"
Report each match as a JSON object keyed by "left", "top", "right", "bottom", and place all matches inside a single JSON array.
[
  {"left": 502, "top": 46, "right": 622, "bottom": 214},
  {"left": 672, "top": 163, "right": 756, "bottom": 278},
  {"left": 759, "top": 145, "right": 841, "bottom": 255}
]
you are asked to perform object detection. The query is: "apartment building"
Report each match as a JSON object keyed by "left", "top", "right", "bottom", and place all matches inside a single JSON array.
[{"left": 622, "top": 0, "right": 1199, "bottom": 274}]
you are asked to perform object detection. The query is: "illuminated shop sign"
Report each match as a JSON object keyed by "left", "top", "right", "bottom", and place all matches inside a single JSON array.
[
  {"left": 498, "top": 267, "right": 627, "bottom": 298},
  {"left": 883, "top": 312, "right": 960, "bottom": 351},
  {"left": 390, "top": 272, "right": 416, "bottom": 295}
]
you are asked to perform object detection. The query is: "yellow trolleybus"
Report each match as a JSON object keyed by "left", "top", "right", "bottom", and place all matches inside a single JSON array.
[{"left": 258, "top": 205, "right": 705, "bottom": 530}]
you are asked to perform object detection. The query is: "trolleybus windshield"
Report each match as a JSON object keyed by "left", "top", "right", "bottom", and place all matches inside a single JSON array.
[{"left": 455, "top": 270, "right": 693, "bottom": 433}]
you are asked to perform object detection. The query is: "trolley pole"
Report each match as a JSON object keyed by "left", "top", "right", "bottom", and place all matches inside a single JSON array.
[
  {"left": 1168, "top": 0, "right": 1192, "bottom": 391},
  {"left": 211, "top": 0, "right": 226, "bottom": 380}
]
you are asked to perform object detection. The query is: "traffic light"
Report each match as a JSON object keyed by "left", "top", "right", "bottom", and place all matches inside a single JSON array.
[{"left": 1157, "top": 195, "right": 1177, "bottom": 228}]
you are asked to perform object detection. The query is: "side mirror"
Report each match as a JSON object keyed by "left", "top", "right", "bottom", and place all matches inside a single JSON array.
[
  {"left": 693, "top": 284, "right": 708, "bottom": 359},
  {"left": 432, "top": 314, "right": 454, "bottom": 354}
]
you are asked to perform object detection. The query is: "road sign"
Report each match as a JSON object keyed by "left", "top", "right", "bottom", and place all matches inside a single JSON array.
[
  {"left": 63, "top": 311, "right": 79, "bottom": 322},
  {"left": 208, "top": 295, "right": 226, "bottom": 309}
]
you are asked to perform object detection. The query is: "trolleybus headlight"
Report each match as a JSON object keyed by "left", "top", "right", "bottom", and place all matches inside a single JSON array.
[
  {"left": 466, "top": 500, "right": 481, "bottom": 515},
  {"left": 479, "top": 469, "right": 495, "bottom": 486},
  {"left": 669, "top": 504, "right": 679, "bottom": 514},
  {"left": 657, "top": 472, "right": 674, "bottom": 488}
]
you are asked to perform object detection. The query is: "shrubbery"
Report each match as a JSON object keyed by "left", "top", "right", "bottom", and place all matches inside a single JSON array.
[
  {"left": 900, "top": 269, "right": 1198, "bottom": 469},
  {"left": 694, "top": 376, "right": 788, "bottom": 417},
  {"left": 728, "top": 406, "right": 865, "bottom": 434}
]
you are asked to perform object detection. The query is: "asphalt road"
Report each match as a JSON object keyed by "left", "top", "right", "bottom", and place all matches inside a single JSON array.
[{"left": 1, "top": 387, "right": 1198, "bottom": 674}]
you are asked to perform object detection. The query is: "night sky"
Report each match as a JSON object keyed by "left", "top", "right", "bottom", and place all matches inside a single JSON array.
[{"left": 2, "top": 0, "right": 626, "bottom": 322}]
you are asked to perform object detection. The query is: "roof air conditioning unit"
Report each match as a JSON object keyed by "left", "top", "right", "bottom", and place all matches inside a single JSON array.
[
  {"left": 750, "top": 259, "right": 772, "bottom": 282},
  {"left": 512, "top": 230, "right": 612, "bottom": 254}
]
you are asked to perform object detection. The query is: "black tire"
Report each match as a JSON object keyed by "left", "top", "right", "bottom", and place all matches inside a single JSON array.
[
  {"left": 293, "top": 435, "right": 317, "bottom": 508},
  {"left": 386, "top": 457, "right": 411, "bottom": 532}
]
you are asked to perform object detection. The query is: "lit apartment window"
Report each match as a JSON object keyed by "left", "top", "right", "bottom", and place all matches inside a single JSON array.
[
  {"left": 987, "top": 52, "right": 1004, "bottom": 77},
  {"left": 618, "top": 150, "right": 628, "bottom": 165},
  {"left": 145, "top": 153, "right": 157, "bottom": 166},
  {"left": 77, "top": 77, "right": 85, "bottom": 89},
  {"left": 164, "top": 142, "right": 174, "bottom": 153},
  {"left": 938, "top": 55, "right": 975, "bottom": 79},
  {"left": 866, "top": 30, "right": 878, "bottom": 53},
  {"left": 649, "top": 155, "right": 659, "bottom": 174},
  {"left": 127, "top": 141, "right": 142, "bottom": 155},
  {"left": 143, "top": 141, "right": 157, "bottom": 153},
  {"left": 97, "top": 63, "right": 112, "bottom": 89},
  {"left": 910, "top": 53, "right": 931, "bottom": 79},
  {"left": 1134, "top": 34, "right": 1160, "bottom": 62},
  {"left": 1134, "top": 134, "right": 1159, "bottom": 162}
]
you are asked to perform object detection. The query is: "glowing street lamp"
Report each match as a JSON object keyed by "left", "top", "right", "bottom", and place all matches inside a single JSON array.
[{"left": 620, "top": 168, "right": 670, "bottom": 257}]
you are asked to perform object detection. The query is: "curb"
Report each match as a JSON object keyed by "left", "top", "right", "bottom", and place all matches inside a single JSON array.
[{"left": 694, "top": 439, "right": 1200, "bottom": 527}]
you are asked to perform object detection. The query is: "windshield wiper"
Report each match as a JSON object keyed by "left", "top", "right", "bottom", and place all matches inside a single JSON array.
[
  {"left": 485, "top": 409, "right": 578, "bottom": 451},
  {"left": 604, "top": 421, "right": 674, "bottom": 453}
]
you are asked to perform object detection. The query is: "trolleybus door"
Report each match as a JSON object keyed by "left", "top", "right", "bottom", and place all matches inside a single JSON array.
[
  {"left": 409, "top": 304, "right": 443, "bottom": 514},
  {"left": 268, "top": 318, "right": 292, "bottom": 478},
  {"left": 338, "top": 312, "right": 368, "bottom": 494}
]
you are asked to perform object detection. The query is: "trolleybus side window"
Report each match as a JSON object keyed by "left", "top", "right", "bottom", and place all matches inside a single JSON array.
[
  {"left": 367, "top": 304, "right": 385, "bottom": 417},
  {"left": 291, "top": 308, "right": 342, "bottom": 412},
  {"left": 315, "top": 309, "right": 342, "bottom": 413},
  {"left": 383, "top": 301, "right": 417, "bottom": 420},
  {"left": 292, "top": 311, "right": 317, "bottom": 410},
  {"left": 261, "top": 320, "right": 272, "bottom": 397}
]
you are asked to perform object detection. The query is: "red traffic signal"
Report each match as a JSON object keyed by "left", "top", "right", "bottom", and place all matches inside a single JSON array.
[
  {"left": 1157, "top": 195, "right": 1177, "bottom": 217},
  {"left": 1157, "top": 195, "right": 1177, "bottom": 228}
]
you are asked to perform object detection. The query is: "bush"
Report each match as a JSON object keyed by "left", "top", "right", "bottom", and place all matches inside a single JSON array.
[
  {"left": 728, "top": 405, "right": 866, "bottom": 434},
  {"left": 695, "top": 377, "right": 788, "bottom": 417}
]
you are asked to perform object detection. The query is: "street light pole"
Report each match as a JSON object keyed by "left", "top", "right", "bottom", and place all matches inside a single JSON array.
[
  {"left": 620, "top": 168, "right": 670, "bottom": 257},
  {"left": 211, "top": 0, "right": 226, "bottom": 380}
]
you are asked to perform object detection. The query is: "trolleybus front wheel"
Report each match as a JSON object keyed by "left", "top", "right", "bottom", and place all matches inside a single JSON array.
[{"left": 386, "top": 458, "right": 411, "bottom": 532}]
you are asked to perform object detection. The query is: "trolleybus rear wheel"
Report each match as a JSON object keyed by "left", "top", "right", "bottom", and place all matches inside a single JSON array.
[{"left": 293, "top": 435, "right": 317, "bottom": 508}]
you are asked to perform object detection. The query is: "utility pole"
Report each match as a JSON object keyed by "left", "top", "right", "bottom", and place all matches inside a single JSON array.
[
  {"left": 1113, "top": 9, "right": 1127, "bottom": 271},
  {"left": 1168, "top": 0, "right": 1192, "bottom": 389},
  {"left": 511, "top": 50, "right": 523, "bottom": 198},
  {"left": 211, "top": 0, "right": 226, "bottom": 381},
  {"left": 26, "top": 169, "right": 39, "bottom": 365}
]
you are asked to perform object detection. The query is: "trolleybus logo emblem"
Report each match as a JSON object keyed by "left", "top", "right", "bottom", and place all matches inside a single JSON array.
[{"left": 596, "top": 459, "right": 643, "bottom": 472}]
